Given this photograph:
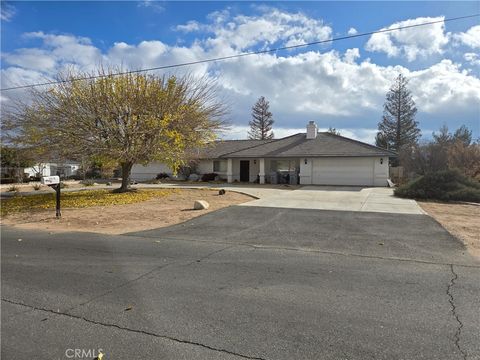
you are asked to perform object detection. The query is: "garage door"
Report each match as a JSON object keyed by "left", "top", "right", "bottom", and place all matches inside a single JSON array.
[{"left": 312, "top": 157, "right": 374, "bottom": 186}]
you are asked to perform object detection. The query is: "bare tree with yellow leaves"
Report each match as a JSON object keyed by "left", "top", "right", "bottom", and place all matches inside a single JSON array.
[{"left": 3, "top": 68, "right": 227, "bottom": 192}]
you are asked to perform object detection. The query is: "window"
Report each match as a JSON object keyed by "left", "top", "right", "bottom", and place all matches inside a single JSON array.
[
  {"left": 213, "top": 160, "right": 227, "bottom": 172},
  {"left": 271, "top": 160, "right": 299, "bottom": 171}
]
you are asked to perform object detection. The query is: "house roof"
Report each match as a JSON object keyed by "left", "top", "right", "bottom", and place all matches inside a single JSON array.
[
  {"left": 200, "top": 139, "right": 273, "bottom": 158},
  {"left": 203, "top": 132, "right": 396, "bottom": 159}
]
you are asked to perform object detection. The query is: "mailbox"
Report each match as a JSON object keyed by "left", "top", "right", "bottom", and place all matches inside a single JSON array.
[
  {"left": 41, "top": 176, "right": 61, "bottom": 217},
  {"left": 41, "top": 176, "right": 60, "bottom": 185}
]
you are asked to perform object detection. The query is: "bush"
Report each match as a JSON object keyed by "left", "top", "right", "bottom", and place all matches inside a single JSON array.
[
  {"left": 32, "top": 183, "right": 41, "bottom": 191},
  {"left": 0, "top": 178, "right": 16, "bottom": 184},
  {"left": 81, "top": 179, "right": 95, "bottom": 187},
  {"left": 156, "top": 172, "right": 169, "bottom": 180},
  {"left": 67, "top": 174, "right": 84, "bottom": 181},
  {"left": 201, "top": 173, "right": 218, "bottom": 182},
  {"left": 8, "top": 185, "right": 19, "bottom": 192},
  {"left": 394, "top": 169, "right": 480, "bottom": 202}
]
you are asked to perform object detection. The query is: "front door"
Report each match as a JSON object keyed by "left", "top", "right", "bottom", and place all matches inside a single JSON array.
[{"left": 240, "top": 160, "right": 250, "bottom": 182}]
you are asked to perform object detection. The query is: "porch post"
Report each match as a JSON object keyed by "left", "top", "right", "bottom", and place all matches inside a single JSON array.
[
  {"left": 227, "top": 158, "right": 233, "bottom": 183},
  {"left": 259, "top": 158, "right": 265, "bottom": 184}
]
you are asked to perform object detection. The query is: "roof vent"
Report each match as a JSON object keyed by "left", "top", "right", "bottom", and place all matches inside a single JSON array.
[{"left": 306, "top": 121, "right": 318, "bottom": 139}]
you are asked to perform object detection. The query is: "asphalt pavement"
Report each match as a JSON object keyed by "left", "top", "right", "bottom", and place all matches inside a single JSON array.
[{"left": 1, "top": 206, "right": 479, "bottom": 360}]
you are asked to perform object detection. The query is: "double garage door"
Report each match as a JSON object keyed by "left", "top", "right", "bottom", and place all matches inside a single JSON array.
[{"left": 312, "top": 157, "right": 375, "bottom": 186}]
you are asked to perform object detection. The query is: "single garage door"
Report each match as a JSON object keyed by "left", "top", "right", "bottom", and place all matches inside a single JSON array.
[{"left": 312, "top": 157, "right": 374, "bottom": 186}]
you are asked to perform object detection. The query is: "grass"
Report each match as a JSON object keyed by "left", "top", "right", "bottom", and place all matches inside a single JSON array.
[{"left": 1, "top": 189, "right": 176, "bottom": 216}]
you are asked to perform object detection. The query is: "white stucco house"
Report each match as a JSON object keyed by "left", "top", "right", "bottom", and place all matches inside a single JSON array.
[
  {"left": 131, "top": 121, "right": 396, "bottom": 186},
  {"left": 23, "top": 161, "right": 80, "bottom": 178}
]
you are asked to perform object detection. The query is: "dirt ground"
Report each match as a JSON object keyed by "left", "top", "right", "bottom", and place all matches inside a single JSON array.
[
  {"left": 1, "top": 189, "right": 253, "bottom": 235},
  {"left": 419, "top": 201, "right": 480, "bottom": 258}
]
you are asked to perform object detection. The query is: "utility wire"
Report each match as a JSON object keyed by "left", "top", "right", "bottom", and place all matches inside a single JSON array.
[{"left": 1, "top": 13, "right": 478, "bottom": 92}]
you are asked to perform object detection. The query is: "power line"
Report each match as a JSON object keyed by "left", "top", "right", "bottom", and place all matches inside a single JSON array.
[{"left": 1, "top": 13, "right": 478, "bottom": 92}]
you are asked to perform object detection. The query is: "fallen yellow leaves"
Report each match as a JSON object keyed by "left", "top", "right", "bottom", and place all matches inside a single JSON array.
[{"left": 1, "top": 189, "right": 176, "bottom": 216}]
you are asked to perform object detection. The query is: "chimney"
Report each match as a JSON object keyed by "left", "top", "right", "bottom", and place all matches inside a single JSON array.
[{"left": 306, "top": 121, "right": 318, "bottom": 139}]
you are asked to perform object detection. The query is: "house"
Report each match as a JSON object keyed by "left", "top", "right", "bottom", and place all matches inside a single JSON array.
[
  {"left": 23, "top": 161, "right": 80, "bottom": 179},
  {"left": 131, "top": 121, "right": 396, "bottom": 186}
]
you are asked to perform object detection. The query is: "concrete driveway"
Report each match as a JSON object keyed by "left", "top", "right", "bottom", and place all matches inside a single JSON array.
[{"left": 241, "top": 186, "right": 424, "bottom": 214}]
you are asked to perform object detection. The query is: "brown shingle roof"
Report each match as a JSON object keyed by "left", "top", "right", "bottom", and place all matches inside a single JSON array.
[
  {"left": 207, "top": 132, "right": 396, "bottom": 158},
  {"left": 199, "top": 139, "right": 272, "bottom": 159}
]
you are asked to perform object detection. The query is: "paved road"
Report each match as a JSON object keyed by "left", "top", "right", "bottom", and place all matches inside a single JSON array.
[{"left": 2, "top": 207, "right": 479, "bottom": 360}]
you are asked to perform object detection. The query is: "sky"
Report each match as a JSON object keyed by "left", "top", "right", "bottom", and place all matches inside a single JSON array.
[{"left": 1, "top": 1, "right": 479, "bottom": 143}]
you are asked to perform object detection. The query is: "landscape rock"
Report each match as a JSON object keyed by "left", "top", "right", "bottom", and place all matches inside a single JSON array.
[{"left": 193, "top": 200, "right": 209, "bottom": 210}]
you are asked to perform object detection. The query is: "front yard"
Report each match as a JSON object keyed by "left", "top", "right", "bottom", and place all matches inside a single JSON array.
[
  {"left": 1, "top": 189, "right": 253, "bottom": 235},
  {"left": 419, "top": 201, "right": 480, "bottom": 258}
]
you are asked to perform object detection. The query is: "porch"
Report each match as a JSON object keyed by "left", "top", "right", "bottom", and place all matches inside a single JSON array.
[{"left": 216, "top": 158, "right": 301, "bottom": 184}]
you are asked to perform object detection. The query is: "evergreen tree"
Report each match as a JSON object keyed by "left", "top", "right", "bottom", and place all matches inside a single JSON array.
[
  {"left": 432, "top": 124, "right": 452, "bottom": 146},
  {"left": 452, "top": 125, "right": 472, "bottom": 146},
  {"left": 248, "top": 96, "right": 274, "bottom": 140},
  {"left": 375, "top": 74, "right": 420, "bottom": 151}
]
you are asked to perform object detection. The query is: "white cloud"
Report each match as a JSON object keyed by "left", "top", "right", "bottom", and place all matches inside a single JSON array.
[
  {"left": 365, "top": 16, "right": 449, "bottom": 61},
  {"left": 347, "top": 27, "right": 358, "bottom": 35},
  {"left": 177, "top": 7, "right": 332, "bottom": 52},
  {"left": 137, "top": 0, "right": 164, "bottom": 14},
  {"left": 2, "top": 48, "right": 57, "bottom": 71},
  {"left": 175, "top": 21, "right": 201, "bottom": 33},
  {"left": 21, "top": 31, "right": 103, "bottom": 71},
  {"left": 1, "top": 2, "right": 16, "bottom": 22},
  {"left": 453, "top": 25, "right": 480, "bottom": 49},
  {"left": 464, "top": 52, "right": 480, "bottom": 66},
  {"left": 343, "top": 48, "right": 360, "bottom": 63},
  {"left": 408, "top": 59, "right": 480, "bottom": 113}
]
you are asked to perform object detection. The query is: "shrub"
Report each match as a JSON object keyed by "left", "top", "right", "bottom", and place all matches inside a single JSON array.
[
  {"left": 81, "top": 179, "right": 95, "bottom": 187},
  {"left": 1, "top": 178, "right": 16, "bottom": 184},
  {"left": 156, "top": 172, "right": 169, "bottom": 180},
  {"left": 201, "top": 173, "right": 218, "bottom": 182},
  {"left": 394, "top": 169, "right": 480, "bottom": 202},
  {"left": 67, "top": 175, "right": 84, "bottom": 180},
  {"left": 8, "top": 185, "right": 19, "bottom": 192},
  {"left": 32, "top": 183, "right": 41, "bottom": 191},
  {"left": 178, "top": 160, "right": 199, "bottom": 178}
]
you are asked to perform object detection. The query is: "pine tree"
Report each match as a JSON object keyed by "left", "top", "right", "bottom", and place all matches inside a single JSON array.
[
  {"left": 248, "top": 96, "right": 274, "bottom": 140},
  {"left": 452, "top": 125, "right": 472, "bottom": 146},
  {"left": 375, "top": 74, "right": 420, "bottom": 151}
]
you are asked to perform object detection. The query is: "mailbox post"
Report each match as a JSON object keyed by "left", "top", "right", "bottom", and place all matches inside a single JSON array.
[{"left": 41, "top": 176, "right": 61, "bottom": 218}]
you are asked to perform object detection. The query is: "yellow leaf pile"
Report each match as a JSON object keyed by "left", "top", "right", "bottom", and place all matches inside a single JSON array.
[{"left": 1, "top": 189, "right": 176, "bottom": 216}]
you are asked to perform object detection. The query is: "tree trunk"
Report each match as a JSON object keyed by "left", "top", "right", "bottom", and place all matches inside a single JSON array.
[{"left": 118, "top": 161, "right": 134, "bottom": 192}]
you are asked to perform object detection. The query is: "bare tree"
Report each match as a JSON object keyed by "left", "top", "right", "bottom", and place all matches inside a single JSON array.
[{"left": 327, "top": 127, "right": 341, "bottom": 135}]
